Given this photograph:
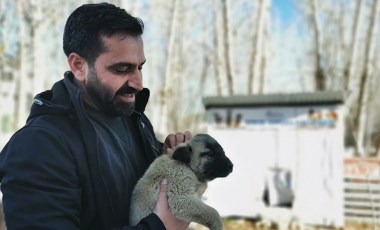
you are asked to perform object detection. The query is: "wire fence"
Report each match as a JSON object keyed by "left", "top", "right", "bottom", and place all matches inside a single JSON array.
[{"left": 344, "top": 158, "right": 380, "bottom": 228}]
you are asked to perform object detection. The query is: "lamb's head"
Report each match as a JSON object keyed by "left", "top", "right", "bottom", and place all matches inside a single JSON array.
[{"left": 172, "top": 134, "right": 233, "bottom": 181}]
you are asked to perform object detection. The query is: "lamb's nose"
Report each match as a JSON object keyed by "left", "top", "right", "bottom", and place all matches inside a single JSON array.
[{"left": 226, "top": 160, "right": 233, "bottom": 173}]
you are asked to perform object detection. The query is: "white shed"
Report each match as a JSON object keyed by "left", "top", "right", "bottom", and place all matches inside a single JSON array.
[{"left": 202, "top": 91, "right": 345, "bottom": 227}]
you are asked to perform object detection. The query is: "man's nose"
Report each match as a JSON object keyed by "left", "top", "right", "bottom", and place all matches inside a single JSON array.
[{"left": 129, "top": 70, "right": 143, "bottom": 91}]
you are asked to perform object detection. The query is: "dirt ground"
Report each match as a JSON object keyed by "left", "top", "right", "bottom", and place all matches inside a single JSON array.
[{"left": 193, "top": 219, "right": 380, "bottom": 230}]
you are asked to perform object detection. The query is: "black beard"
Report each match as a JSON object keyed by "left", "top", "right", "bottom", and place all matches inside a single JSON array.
[{"left": 85, "top": 68, "right": 135, "bottom": 116}]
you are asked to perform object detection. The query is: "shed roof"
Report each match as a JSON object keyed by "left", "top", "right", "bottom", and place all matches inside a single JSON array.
[{"left": 203, "top": 91, "right": 344, "bottom": 109}]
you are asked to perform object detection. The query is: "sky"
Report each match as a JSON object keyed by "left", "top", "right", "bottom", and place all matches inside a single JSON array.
[
  {"left": 270, "top": 0, "right": 305, "bottom": 93},
  {"left": 272, "top": 0, "right": 296, "bottom": 29}
]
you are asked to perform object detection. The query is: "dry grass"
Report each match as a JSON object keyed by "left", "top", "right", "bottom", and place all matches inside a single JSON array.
[
  {"left": 193, "top": 219, "right": 380, "bottom": 230},
  {"left": 343, "top": 221, "right": 380, "bottom": 230}
]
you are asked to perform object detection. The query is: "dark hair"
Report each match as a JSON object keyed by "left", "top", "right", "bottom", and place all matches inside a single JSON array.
[{"left": 63, "top": 3, "right": 144, "bottom": 65}]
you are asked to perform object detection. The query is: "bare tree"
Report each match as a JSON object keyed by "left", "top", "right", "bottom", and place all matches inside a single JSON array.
[
  {"left": 0, "top": 1, "right": 5, "bottom": 82},
  {"left": 214, "top": 0, "right": 234, "bottom": 96},
  {"left": 212, "top": 1, "right": 223, "bottom": 96},
  {"left": 0, "top": 0, "right": 5, "bottom": 135},
  {"left": 248, "top": 0, "right": 270, "bottom": 94},
  {"left": 342, "top": 0, "right": 362, "bottom": 91},
  {"left": 15, "top": 0, "right": 64, "bottom": 128},
  {"left": 221, "top": 0, "right": 234, "bottom": 95},
  {"left": 309, "top": 0, "right": 326, "bottom": 91},
  {"left": 31, "top": 1, "right": 47, "bottom": 98},
  {"left": 295, "top": 0, "right": 380, "bottom": 155},
  {"left": 158, "top": 0, "right": 184, "bottom": 134},
  {"left": 300, "top": 0, "right": 343, "bottom": 91},
  {"left": 258, "top": 26, "right": 269, "bottom": 94},
  {"left": 15, "top": 0, "right": 34, "bottom": 129},
  {"left": 352, "top": 0, "right": 379, "bottom": 155},
  {"left": 257, "top": 0, "right": 270, "bottom": 94}
]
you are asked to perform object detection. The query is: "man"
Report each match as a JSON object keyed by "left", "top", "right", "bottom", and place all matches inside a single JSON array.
[{"left": 0, "top": 3, "right": 190, "bottom": 230}]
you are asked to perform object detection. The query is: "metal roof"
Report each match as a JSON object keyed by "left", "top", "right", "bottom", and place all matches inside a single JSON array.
[{"left": 203, "top": 91, "right": 345, "bottom": 109}]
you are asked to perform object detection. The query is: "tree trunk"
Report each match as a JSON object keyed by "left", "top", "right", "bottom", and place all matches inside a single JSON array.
[
  {"left": 258, "top": 0, "right": 270, "bottom": 94},
  {"left": 16, "top": 0, "right": 33, "bottom": 128},
  {"left": 310, "top": 0, "right": 326, "bottom": 91},
  {"left": 212, "top": 0, "right": 222, "bottom": 96},
  {"left": 32, "top": 2, "right": 45, "bottom": 97},
  {"left": 353, "top": 0, "right": 379, "bottom": 156},
  {"left": 159, "top": 0, "right": 183, "bottom": 134},
  {"left": 156, "top": 0, "right": 178, "bottom": 135},
  {"left": 248, "top": 0, "right": 265, "bottom": 95},
  {"left": 0, "top": 0, "right": 5, "bottom": 134},
  {"left": 185, "top": 53, "right": 210, "bottom": 133},
  {"left": 342, "top": 0, "right": 362, "bottom": 91},
  {"left": 221, "top": 0, "right": 234, "bottom": 95}
]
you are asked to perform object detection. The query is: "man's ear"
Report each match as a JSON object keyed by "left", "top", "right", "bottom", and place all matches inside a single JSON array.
[
  {"left": 67, "top": 53, "right": 88, "bottom": 82},
  {"left": 172, "top": 144, "right": 192, "bottom": 164}
]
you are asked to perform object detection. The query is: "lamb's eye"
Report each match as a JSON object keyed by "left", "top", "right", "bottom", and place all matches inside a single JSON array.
[{"left": 202, "top": 151, "right": 214, "bottom": 157}]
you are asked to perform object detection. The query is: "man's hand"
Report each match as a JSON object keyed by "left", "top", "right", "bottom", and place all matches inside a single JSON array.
[
  {"left": 163, "top": 131, "right": 192, "bottom": 154},
  {"left": 154, "top": 179, "right": 190, "bottom": 230}
]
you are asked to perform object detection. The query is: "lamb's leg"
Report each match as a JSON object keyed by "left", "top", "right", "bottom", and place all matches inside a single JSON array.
[{"left": 169, "top": 195, "right": 223, "bottom": 230}]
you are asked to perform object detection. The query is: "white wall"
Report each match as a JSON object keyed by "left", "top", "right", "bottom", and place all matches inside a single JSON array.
[{"left": 204, "top": 105, "right": 345, "bottom": 227}]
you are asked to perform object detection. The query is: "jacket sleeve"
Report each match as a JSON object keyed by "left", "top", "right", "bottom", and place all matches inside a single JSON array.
[
  {"left": 0, "top": 126, "right": 82, "bottom": 229},
  {"left": 0, "top": 126, "right": 166, "bottom": 230}
]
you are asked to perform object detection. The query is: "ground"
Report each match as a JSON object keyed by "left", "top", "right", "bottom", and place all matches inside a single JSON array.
[{"left": 192, "top": 219, "right": 380, "bottom": 230}]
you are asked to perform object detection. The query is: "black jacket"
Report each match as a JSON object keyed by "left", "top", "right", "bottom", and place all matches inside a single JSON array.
[{"left": 0, "top": 72, "right": 165, "bottom": 230}]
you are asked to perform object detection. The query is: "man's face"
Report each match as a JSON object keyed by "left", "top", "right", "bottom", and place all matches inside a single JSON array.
[{"left": 84, "top": 34, "right": 145, "bottom": 116}]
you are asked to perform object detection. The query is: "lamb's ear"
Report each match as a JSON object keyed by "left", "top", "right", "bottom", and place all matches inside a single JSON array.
[{"left": 172, "top": 144, "right": 192, "bottom": 164}]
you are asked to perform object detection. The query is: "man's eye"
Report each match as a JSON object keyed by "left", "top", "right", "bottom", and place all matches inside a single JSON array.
[{"left": 114, "top": 68, "right": 130, "bottom": 74}]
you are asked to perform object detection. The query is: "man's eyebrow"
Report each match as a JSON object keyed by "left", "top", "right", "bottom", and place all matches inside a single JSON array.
[
  {"left": 107, "top": 62, "right": 133, "bottom": 69},
  {"left": 107, "top": 60, "right": 146, "bottom": 69}
]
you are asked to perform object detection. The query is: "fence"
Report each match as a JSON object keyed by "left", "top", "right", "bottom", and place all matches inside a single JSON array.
[{"left": 344, "top": 158, "right": 380, "bottom": 224}]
